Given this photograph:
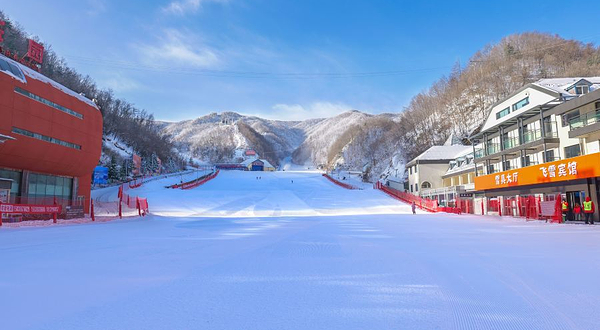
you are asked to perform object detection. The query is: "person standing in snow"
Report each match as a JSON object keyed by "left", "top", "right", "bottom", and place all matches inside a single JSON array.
[
  {"left": 573, "top": 203, "right": 582, "bottom": 221},
  {"left": 411, "top": 201, "right": 416, "bottom": 214},
  {"left": 561, "top": 199, "right": 569, "bottom": 222},
  {"left": 583, "top": 197, "right": 595, "bottom": 224}
]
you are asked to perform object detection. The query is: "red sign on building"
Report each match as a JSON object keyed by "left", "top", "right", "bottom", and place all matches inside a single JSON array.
[{"left": 27, "top": 39, "right": 44, "bottom": 64}]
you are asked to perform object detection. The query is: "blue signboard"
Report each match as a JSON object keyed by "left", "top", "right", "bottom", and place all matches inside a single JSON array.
[{"left": 93, "top": 166, "right": 109, "bottom": 184}]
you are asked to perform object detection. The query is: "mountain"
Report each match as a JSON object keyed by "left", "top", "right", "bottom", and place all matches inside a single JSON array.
[
  {"left": 158, "top": 112, "right": 318, "bottom": 166},
  {"left": 159, "top": 110, "right": 405, "bottom": 181}
]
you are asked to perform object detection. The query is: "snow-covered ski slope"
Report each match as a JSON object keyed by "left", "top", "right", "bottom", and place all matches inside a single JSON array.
[
  {"left": 2, "top": 171, "right": 600, "bottom": 330},
  {"left": 145, "top": 170, "right": 414, "bottom": 218}
]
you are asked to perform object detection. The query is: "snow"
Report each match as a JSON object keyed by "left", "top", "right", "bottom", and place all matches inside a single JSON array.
[
  {"left": 2, "top": 171, "right": 600, "bottom": 329},
  {"left": 535, "top": 77, "right": 600, "bottom": 95},
  {"left": 102, "top": 135, "right": 134, "bottom": 157},
  {"left": 407, "top": 145, "right": 471, "bottom": 164}
]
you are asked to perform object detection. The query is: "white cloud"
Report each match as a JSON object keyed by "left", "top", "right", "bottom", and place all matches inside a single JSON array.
[
  {"left": 137, "top": 29, "right": 220, "bottom": 68},
  {"left": 269, "top": 102, "right": 352, "bottom": 121},
  {"left": 101, "top": 73, "right": 141, "bottom": 92},
  {"left": 86, "top": 0, "right": 107, "bottom": 16},
  {"left": 162, "top": 0, "right": 228, "bottom": 15}
]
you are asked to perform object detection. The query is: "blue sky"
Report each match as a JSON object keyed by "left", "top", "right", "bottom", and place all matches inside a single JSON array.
[{"left": 2, "top": 0, "right": 600, "bottom": 121}]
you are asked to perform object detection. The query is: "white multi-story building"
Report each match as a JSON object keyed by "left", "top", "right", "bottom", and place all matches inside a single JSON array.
[
  {"left": 405, "top": 145, "right": 472, "bottom": 198},
  {"left": 471, "top": 77, "right": 600, "bottom": 220}
]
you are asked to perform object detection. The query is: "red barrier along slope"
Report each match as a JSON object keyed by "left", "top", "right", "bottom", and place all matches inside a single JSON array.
[
  {"left": 322, "top": 173, "right": 361, "bottom": 190},
  {"left": 375, "top": 182, "right": 438, "bottom": 212},
  {"left": 168, "top": 170, "right": 220, "bottom": 190}
]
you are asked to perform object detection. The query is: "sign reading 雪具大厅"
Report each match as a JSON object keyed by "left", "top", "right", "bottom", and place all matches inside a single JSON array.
[{"left": 474, "top": 152, "right": 600, "bottom": 191}]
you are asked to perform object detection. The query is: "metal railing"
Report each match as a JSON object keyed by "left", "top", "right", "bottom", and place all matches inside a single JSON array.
[
  {"left": 474, "top": 122, "right": 558, "bottom": 159},
  {"left": 486, "top": 143, "right": 500, "bottom": 155},
  {"left": 502, "top": 137, "right": 519, "bottom": 150},
  {"left": 569, "top": 109, "right": 600, "bottom": 130}
]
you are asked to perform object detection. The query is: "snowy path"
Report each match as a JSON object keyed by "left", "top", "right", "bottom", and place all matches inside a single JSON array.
[{"left": 2, "top": 171, "right": 600, "bottom": 330}]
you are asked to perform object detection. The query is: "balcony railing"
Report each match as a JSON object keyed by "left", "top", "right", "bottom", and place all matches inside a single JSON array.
[
  {"left": 474, "top": 149, "right": 485, "bottom": 159},
  {"left": 502, "top": 137, "right": 519, "bottom": 150},
  {"left": 486, "top": 143, "right": 500, "bottom": 155},
  {"left": 474, "top": 123, "right": 558, "bottom": 159},
  {"left": 569, "top": 109, "right": 600, "bottom": 130},
  {"left": 523, "top": 126, "right": 558, "bottom": 144}
]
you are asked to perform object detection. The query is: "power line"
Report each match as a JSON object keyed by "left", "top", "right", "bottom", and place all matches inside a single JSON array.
[{"left": 62, "top": 54, "right": 452, "bottom": 79}]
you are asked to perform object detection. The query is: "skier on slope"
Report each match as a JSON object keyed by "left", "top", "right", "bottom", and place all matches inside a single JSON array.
[{"left": 411, "top": 201, "right": 416, "bottom": 214}]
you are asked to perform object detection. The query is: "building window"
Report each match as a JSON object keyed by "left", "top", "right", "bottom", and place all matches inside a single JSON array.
[
  {"left": 415, "top": 183, "right": 418, "bottom": 192},
  {"left": 11, "top": 127, "right": 81, "bottom": 150},
  {"left": 0, "top": 56, "right": 26, "bottom": 81},
  {"left": 28, "top": 173, "right": 73, "bottom": 202},
  {"left": 414, "top": 166, "right": 417, "bottom": 173},
  {"left": 545, "top": 150, "right": 556, "bottom": 162},
  {"left": 496, "top": 107, "right": 510, "bottom": 119},
  {"left": 14, "top": 87, "right": 84, "bottom": 119},
  {"left": 575, "top": 85, "right": 589, "bottom": 95},
  {"left": 512, "top": 97, "right": 530, "bottom": 111},
  {"left": 0, "top": 168, "right": 22, "bottom": 197},
  {"left": 410, "top": 184, "right": 413, "bottom": 192},
  {"left": 409, "top": 167, "right": 412, "bottom": 175},
  {"left": 421, "top": 181, "right": 431, "bottom": 189},
  {"left": 562, "top": 110, "right": 580, "bottom": 127},
  {"left": 564, "top": 144, "right": 581, "bottom": 159}
]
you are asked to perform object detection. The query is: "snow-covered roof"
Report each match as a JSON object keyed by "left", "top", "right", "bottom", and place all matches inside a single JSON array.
[
  {"left": 241, "top": 157, "right": 275, "bottom": 168},
  {"left": 0, "top": 54, "right": 99, "bottom": 109},
  {"left": 534, "top": 77, "right": 600, "bottom": 97},
  {"left": 241, "top": 157, "right": 259, "bottom": 166},
  {"left": 408, "top": 145, "right": 472, "bottom": 165},
  {"left": 261, "top": 159, "right": 275, "bottom": 168}
]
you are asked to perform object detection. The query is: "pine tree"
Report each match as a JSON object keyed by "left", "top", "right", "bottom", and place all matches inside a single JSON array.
[{"left": 108, "top": 156, "right": 119, "bottom": 182}]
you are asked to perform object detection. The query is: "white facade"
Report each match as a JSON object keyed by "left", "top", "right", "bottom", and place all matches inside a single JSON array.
[{"left": 405, "top": 145, "right": 472, "bottom": 196}]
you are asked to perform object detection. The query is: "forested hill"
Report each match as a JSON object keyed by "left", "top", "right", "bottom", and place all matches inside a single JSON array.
[
  {"left": 0, "top": 11, "right": 184, "bottom": 171},
  {"left": 397, "top": 32, "right": 600, "bottom": 162}
]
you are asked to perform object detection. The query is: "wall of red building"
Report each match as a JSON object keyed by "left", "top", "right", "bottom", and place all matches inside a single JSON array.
[{"left": 0, "top": 69, "right": 103, "bottom": 213}]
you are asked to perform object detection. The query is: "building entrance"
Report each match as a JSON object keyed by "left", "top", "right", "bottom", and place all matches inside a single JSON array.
[{"left": 565, "top": 190, "right": 586, "bottom": 221}]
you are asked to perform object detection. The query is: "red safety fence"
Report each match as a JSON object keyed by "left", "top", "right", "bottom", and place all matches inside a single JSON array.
[
  {"left": 2, "top": 196, "right": 84, "bottom": 221},
  {"left": 91, "top": 184, "right": 150, "bottom": 220},
  {"left": 457, "top": 198, "right": 474, "bottom": 214},
  {"left": 128, "top": 178, "right": 143, "bottom": 189},
  {"left": 167, "top": 170, "right": 220, "bottom": 190},
  {"left": 0, "top": 202, "right": 62, "bottom": 226},
  {"left": 375, "top": 182, "right": 438, "bottom": 212},
  {"left": 438, "top": 206, "right": 462, "bottom": 214},
  {"left": 322, "top": 174, "right": 361, "bottom": 190}
]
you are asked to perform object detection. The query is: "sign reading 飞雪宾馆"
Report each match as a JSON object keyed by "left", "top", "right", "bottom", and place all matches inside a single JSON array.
[{"left": 474, "top": 152, "right": 600, "bottom": 191}]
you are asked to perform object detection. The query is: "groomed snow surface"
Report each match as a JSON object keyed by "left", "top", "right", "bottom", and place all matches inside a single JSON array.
[{"left": 2, "top": 171, "right": 600, "bottom": 330}]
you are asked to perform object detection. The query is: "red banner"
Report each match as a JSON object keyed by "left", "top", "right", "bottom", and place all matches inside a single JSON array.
[
  {"left": 0, "top": 21, "right": 5, "bottom": 43},
  {"left": 0, "top": 203, "right": 61, "bottom": 214},
  {"left": 132, "top": 154, "right": 142, "bottom": 176},
  {"left": 27, "top": 39, "right": 44, "bottom": 64}
]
